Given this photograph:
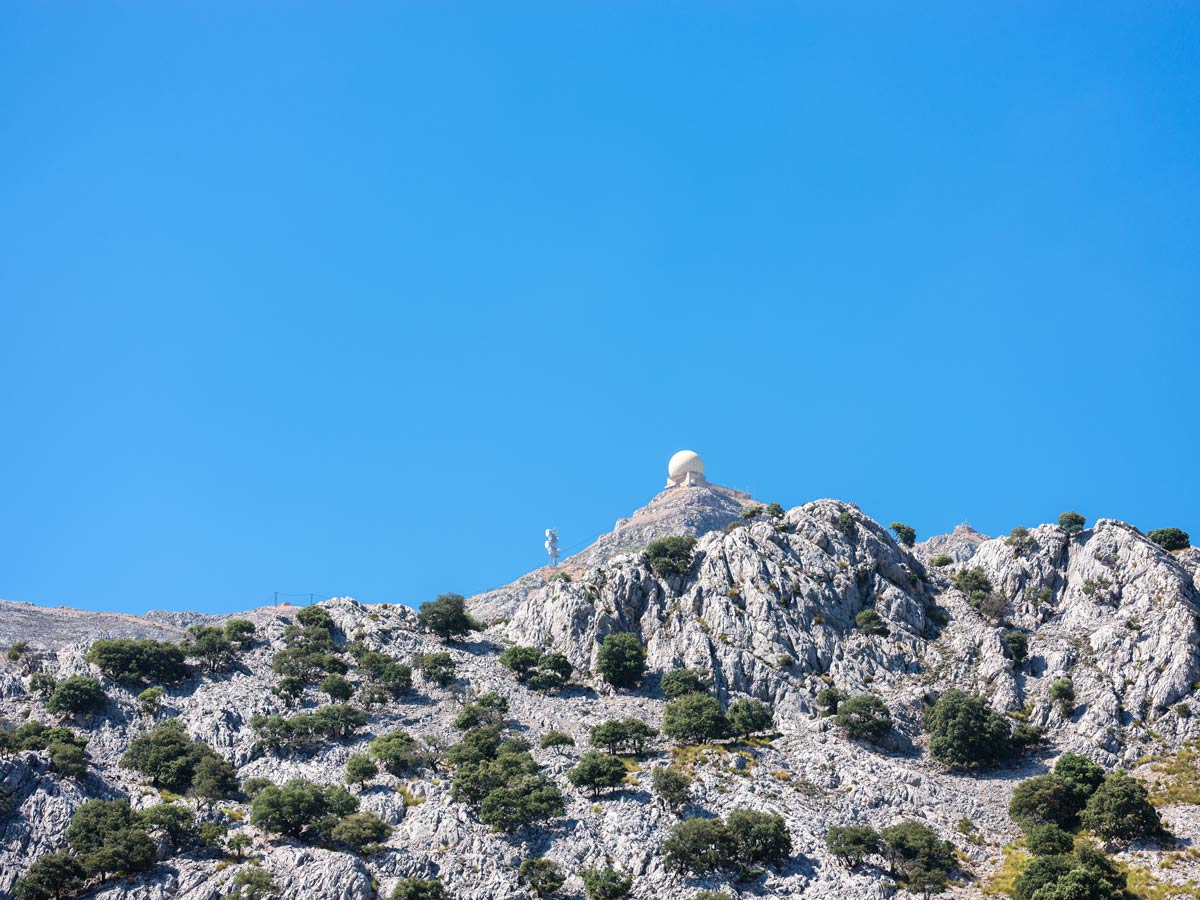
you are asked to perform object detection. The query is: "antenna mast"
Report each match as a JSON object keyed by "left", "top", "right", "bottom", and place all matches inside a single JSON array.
[{"left": 544, "top": 528, "right": 560, "bottom": 568}]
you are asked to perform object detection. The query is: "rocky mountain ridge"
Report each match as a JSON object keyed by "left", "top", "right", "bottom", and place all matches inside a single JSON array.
[{"left": 2, "top": 491, "right": 1199, "bottom": 900}]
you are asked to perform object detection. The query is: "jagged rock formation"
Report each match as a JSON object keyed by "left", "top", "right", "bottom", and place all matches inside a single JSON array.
[{"left": 2, "top": 494, "right": 1199, "bottom": 900}]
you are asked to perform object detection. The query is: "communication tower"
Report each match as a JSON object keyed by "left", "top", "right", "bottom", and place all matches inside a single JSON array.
[{"left": 544, "top": 528, "right": 560, "bottom": 567}]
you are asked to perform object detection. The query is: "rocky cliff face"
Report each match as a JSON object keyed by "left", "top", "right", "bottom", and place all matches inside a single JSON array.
[{"left": 2, "top": 495, "right": 1199, "bottom": 900}]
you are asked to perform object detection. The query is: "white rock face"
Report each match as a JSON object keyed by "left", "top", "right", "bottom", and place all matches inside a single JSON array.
[{"left": 1, "top": 499, "right": 1198, "bottom": 900}]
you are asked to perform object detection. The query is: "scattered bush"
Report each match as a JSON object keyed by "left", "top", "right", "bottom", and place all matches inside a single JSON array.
[
  {"left": 319, "top": 674, "right": 354, "bottom": 702},
  {"left": 652, "top": 765, "right": 691, "bottom": 810},
  {"left": 519, "top": 858, "right": 566, "bottom": 897},
  {"left": 86, "top": 638, "right": 189, "bottom": 684},
  {"left": 28, "top": 673, "right": 57, "bottom": 696},
  {"left": 121, "top": 719, "right": 233, "bottom": 794},
  {"left": 1079, "top": 772, "right": 1162, "bottom": 841},
  {"left": 890, "top": 522, "right": 916, "bottom": 547},
  {"left": 1148, "top": 528, "right": 1189, "bottom": 551},
  {"left": 539, "top": 730, "right": 575, "bottom": 753},
  {"left": 1058, "top": 511, "right": 1086, "bottom": 534},
  {"left": 836, "top": 510, "right": 857, "bottom": 535},
  {"left": 1026, "top": 823, "right": 1074, "bottom": 856},
  {"left": 1002, "top": 631, "right": 1029, "bottom": 665},
  {"left": 568, "top": 750, "right": 628, "bottom": 796},
  {"left": 855, "top": 609, "right": 889, "bottom": 636},
  {"left": 137, "top": 686, "right": 164, "bottom": 716},
  {"left": 182, "top": 625, "right": 236, "bottom": 672},
  {"left": 249, "top": 777, "right": 358, "bottom": 840},
  {"left": 590, "top": 718, "right": 657, "bottom": 755},
  {"left": 391, "top": 877, "right": 449, "bottom": 900},
  {"left": 582, "top": 867, "right": 632, "bottom": 900},
  {"left": 835, "top": 694, "right": 892, "bottom": 743},
  {"left": 879, "top": 820, "right": 955, "bottom": 889},
  {"left": 46, "top": 676, "right": 106, "bottom": 716},
  {"left": 596, "top": 633, "right": 645, "bottom": 689},
  {"left": 6, "top": 641, "right": 28, "bottom": 662},
  {"left": 826, "top": 824, "right": 883, "bottom": 867},
  {"left": 346, "top": 753, "right": 379, "bottom": 789},
  {"left": 12, "top": 851, "right": 85, "bottom": 900},
  {"left": 923, "top": 689, "right": 1018, "bottom": 770},
  {"left": 227, "top": 866, "right": 277, "bottom": 900},
  {"left": 1049, "top": 677, "right": 1075, "bottom": 716},
  {"left": 727, "top": 698, "right": 773, "bottom": 739},
  {"left": 65, "top": 798, "right": 156, "bottom": 880},
  {"left": 454, "top": 692, "right": 509, "bottom": 729},
  {"left": 662, "top": 694, "right": 729, "bottom": 744},
  {"left": 448, "top": 726, "right": 563, "bottom": 831},
  {"left": 817, "top": 687, "right": 847, "bottom": 716},
  {"left": 222, "top": 619, "right": 257, "bottom": 647},
  {"left": 1006, "top": 526, "right": 1034, "bottom": 553},
  {"left": 661, "top": 810, "right": 791, "bottom": 874},
  {"left": 1009, "top": 774, "right": 1077, "bottom": 829},
  {"left": 329, "top": 809, "right": 392, "bottom": 852},
  {"left": 273, "top": 675, "right": 305, "bottom": 706},
  {"left": 417, "top": 652, "right": 457, "bottom": 687},
  {"left": 499, "top": 646, "right": 572, "bottom": 690},
  {"left": 644, "top": 536, "right": 698, "bottom": 577},
  {"left": 661, "top": 668, "right": 710, "bottom": 699},
  {"left": 928, "top": 554, "right": 953, "bottom": 567},
  {"left": 369, "top": 730, "right": 421, "bottom": 774},
  {"left": 418, "top": 593, "right": 479, "bottom": 642}
]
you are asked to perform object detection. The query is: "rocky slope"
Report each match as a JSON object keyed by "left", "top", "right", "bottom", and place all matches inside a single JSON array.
[{"left": 2, "top": 492, "right": 1199, "bottom": 900}]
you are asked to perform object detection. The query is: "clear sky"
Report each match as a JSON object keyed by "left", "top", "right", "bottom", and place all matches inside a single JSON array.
[{"left": 2, "top": 3, "right": 1197, "bottom": 616}]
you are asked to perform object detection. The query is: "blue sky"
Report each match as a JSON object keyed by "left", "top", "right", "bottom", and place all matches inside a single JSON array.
[{"left": 2, "top": 3, "right": 1197, "bottom": 615}]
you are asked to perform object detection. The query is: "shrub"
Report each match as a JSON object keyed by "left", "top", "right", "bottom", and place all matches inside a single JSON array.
[
  {"left": 296, "top": 605, "right": 335, "bottom": 631},
  {"left": 1009, "top": 774, "right": 1076, "bottom": 829},
  {"left": 590, "top": 717, "right": 656, "bottom": 754},
  {"left": 1079, "top": 773, "right": 1162, "bottom": 841},
  {"left": 250, "top": 705, "right": 367, "bottom": 751},
  {"left": 661, "top": 668, "right": 710, "bottom": 699},
  {"left": 380, "top": 661, "right": 414, "bottom": 696},
  {"left": 417, "top": 652, "right": 457, "bottom": 686},
  {"left": 46, "top": 675, "right": 106, "bottom": 715},
  {"left": 855, "top": 609, "right": 889, "bottom": 636},
  {"left": 137, "top": 686, "right": 164, "bottom": 716},
  {"left": 835, "top": 694, "right": 892, "bottom": 743},
  {"left": 346, "top": 753, "right": 379, "bottom": 789},
  {"left": 191, "top": 754, "right": 239, "bottom": 811},
  {"left": 596, "top": 633, "right": 645, "bottom": 689},
  {"left": 183, "top": 625, "right": 236, "bottom": 671},
  {"left": 86, "top": 638, "right": 189, "bottom": 683},
  {"left": 879, "top": 820, "right": 955, "bottom": 885},
  {"left": 368, "top": 730, "right": 421, "bottom": 774},
  {"left": 539, "top": 730, "right": 575, "bottom": 753},
  {"left": 273, "top": 675, "right": 305, "bottom": 706},
  {"left": 478, "top": 780, "right": 565, "bottom": 832},
  {"left": 661, "top": 816, "right": 737, "bottom": 873},
  {"left": 1058, "top": 511, "right": 1086, "bottom": 534},
  {"left": 928, "top": 554, "right": 953, "bottom": 567},
  {"left": 223, "top": 619, "right": 257, "bottom": 647},
  {"left": 568, "top": 750, "right": 628, "bottom": 796},
  {"left": 418, "top": 593, "right": 478, "bottom": 642},
  {"left": 11, "top": 851, "right": 85, "bottom": 900},
  {"left": 6, "top": 641, "right": 28, "bottom": 662},
  {"left": 319, "top": 674, "right": 354, "bottom": 702},
  {"left": 1002, "top": 630, "right": 1029, "bottom": 664},
  {"left": 527, "top": 651, "right": 573, "bottom": 690},
  {"left": 454, "top": 692, "right": 509, "bottom": 729},
  {"left": 826, "top": 824, "right": 883, "bottom": 867},
  {"left": 582, "top": 867, "right": 632, "bottom": 900},
  {"left": 121, "top": 719, "right": 230, "bottom": 793},
  {"left": 766, "top": 502, "right": 785, "bottom": 518},
  {"left": 65, "top": 798, "right": 156, "bottom": 880},
  {"left": 498, "top": 645, "right": 541, "bottom": 679},
  {"left": 817, "top": 687, "right": 847, "bottom": 716},
  {"left": 227, "top": 867, "right": 277, "bottom": 900},
  {"left": 1049, "top": 677, "right": 1075, "bottom": 716},
  {"left": 28, "top": 673, "right": 57, "bottom": 696},
  {"left": 727, "top": 809, "right": 792, "bottom": 866},
  {"left": 1006, "top": 526, "right": 1033, "bottom": 552},
  {"left": 644, "top": 536, "right": 698, "bottom": 577},
  {"left": 922, "top": 689, "right": 1014, "bottom": 769},
  {"left": 652, "top": 765, "right": 691, "bottom": 810},
  {"left": 890, "top": 522, "right": 916, "bottom": 547},
  {"left": 727, "top": 698, "right": 773, "bottom": 739},
  {"left": 250, "top": 777, "right": 358, "bottom": 839},
  {"left": 1026, "top": 824, "right": 1074, "bottom": 856},
  {"left": 519, "top": 858, "right": 566, "bottom": 897},
  {"left": 1054, "top": 752, "right": 1105, "bottom": 807},
  {"left": 390, "top": 878, "right": 449, "bottom": 900},
  {"left": 136, "top": 803, "right": 198, "bottom": 849},
  {"left": 48, "top": 739, "right": 90, "bottom": 778},
  {"left": 663, "top": 694, "right": 729, "bottom": 744},
  {"left": 329, "top": 810, "right": 392, "bottom": 852},
  {"left": 1148, "top": 528, "right": 1189, "bottom": 551}
]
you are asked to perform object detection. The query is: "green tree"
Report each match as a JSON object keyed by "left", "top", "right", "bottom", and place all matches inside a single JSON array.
[
  {"left": 46, "top": 676, "right": 106, "bottom": 716},
  {"left": 380, "top": 661, "right": 414, "bottom": 696},
  {"left": 498, "top": 645, "right": 540, "bottom": 679},
  {"left": 835, "top": 694, "right": 892, "bottom": 743},
  {"left": 183, "top": 625, "right": 236, "bottom": 672},
  {"left": 652, "top": 765, "right": 692, "bottom": 811},
  {"left": 1009, "top": 774, "right": 1076, "bottom": 829},
  {"left": 121, "top": 719, "right": 222, "bottom": 792},
  {"left": 227, "top": 832, "right": 253, "bottom": 858},
  {"left": 138, "top": 686, "right": 164, "bottom": 716},
  {"left": 644, "top": 536, "right": 698, "bottom": 577},
  {"left": 250, "top": 778, "right": 358, "bottom": 839},
  {"left": 817, "top": 687, "right": 847, "bottom": 716},
  {"left": 346, "top": 753, "right": 379, "bottom": 789},
  {"left": 890, "top": 522, "right": 916, "bottom": 547},
  {"left": 1054, "top": 752, "right": 1106, "bottom": 808},
  {"left": 1079, "top": 773, "right": 1162, "bottom": 841},
  {"left": 1058, "top": 511, "right": 1086, "bottom": 534},
  {"left": 727, "top": 698, "right": 773, "bottom": 739},
  {"left": 478, "top": 779, "right": 565, "bottom": 831},
  {"left": 11, "top": 851, "right": 85, "bottom": 900},
  {"left": 369, "top": 730, "right": 421, "bottom": 774},
  {"left": 879, "top": 820, "right": 955, "bottom": 884},
  {"left": 582, "top": 867, "right": 632, "bottom": 900},
  {"left": 837, "top": 510, "right": 857, "bottom": 535},
  {"left": 226, "top": 867, "right": 277, "bottom": 900},
  {"left": 453, "top": 692, "right": 509, "bottom": 729},
  {"left": 390, "top": 878, "right": 448, "bottom": 900},
  {"left": 1012, "top": 854, "right": 1075, "bottom": 900},
  {"left": 1148, "top": 528, "right": 1190, "bottom": 551},
  {"left": 568, "top": 750, "right": 628, "bottom": 796},
  {"left": 1049, "top": 678, "right": 1075, "bottom": 716},
  {"left": 296, "top": 605, "right": 335, "bottom": 631},
  {"left": 418, "top": 593, "right": 478, "bottom": 642},
  {"left": 855, "top": 609, "right": 889, "bottom": 636},
  {"left": 922, "top": 689, "right": 1014, "bottom": 770},
  {"left": 223, "top": 618, "right": 257, "bottom": 647},
  {"left": 528, "top": 651, "right": 573, "bottom": 691},
  {"left": 518, "top": 858, "right": 565, "bottom": 897},
  {"left": 589, "top": 718, "right": 656, "bottom": 755},
  {"left": 661, "top": 816, "right": 736, "bottom": 873},
  {"left": 1026, "top": 824, "right": 1074, "bottom": 857},
  {"left": 319, "top": 674, "right": 354, "bottom": 702},
  {"left": 1002, "top": 631, "right": 1029, "bottom": 665},
  {"left": 191, "top": 753, "right": 239, "bottom": 811},
  {"left": 65, "top": 799, "right": 156, "bottom": 881},
  {"left": 596, "top": 632, "right": 645, "bottom": 689},
  {"left": 662, "top": 693, "right": 729, "bottom": 744},
  {"left": 47, "top": 739, "right": 89, "bottom": 779},
  {"left": 539, "top": 730, "right": 575, "bottom": 753},
  {"left": 6, "top": 640, "right": 29, "bottom": 662},
  {"left": 329, "top": 810, "right": 392, "bottom": 852},
  {"left": 661, "top": 668, "right": 710, "bottom": 699},
  {"left": 826, "top": 824, "right": 883, "bottom": 867},
  {"left": 726, "top": 809, "right": 792, "bottom": 866},
  {"left": 137, "top": 803, "right": 198, "bottom": 849},
  {"left": 928, "top": 554, "right": 953, "bottom": 567},
  {"left": 273, "top": 676, "right": 305, "bottom": 706},
  {"left": 417, "top": 652, "right": 457, "bottom": 686},
  {"left": 86, "top": 638, "right": 189, "bottom": 683}
]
